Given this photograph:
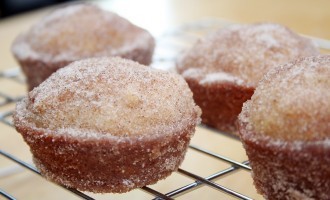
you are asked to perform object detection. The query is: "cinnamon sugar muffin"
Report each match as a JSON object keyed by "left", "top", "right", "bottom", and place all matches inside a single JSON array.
[
  {"left": 11, "top": 4, "right": 155, "bottom": 90},
  {"left": 176, "top": 23, "right": 319, "bottom": 135},
  {"left": 238, "top": 55, "right": 330, "bottom": 200},
  {"left": 13, "top": 57, "right": 201, "bottom": 193}
]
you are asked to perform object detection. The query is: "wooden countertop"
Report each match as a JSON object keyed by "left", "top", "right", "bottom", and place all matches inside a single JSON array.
[{"left": 0, "top": 0, "right": 329, "bottom": 199}]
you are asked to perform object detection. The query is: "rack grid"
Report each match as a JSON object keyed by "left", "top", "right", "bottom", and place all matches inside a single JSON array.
[{"left": 1, "top": 19, "right": 329, "bottom": 200}]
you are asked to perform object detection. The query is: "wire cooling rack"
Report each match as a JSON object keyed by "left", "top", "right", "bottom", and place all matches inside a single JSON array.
[{"left": 1, "top": 19, "right": 329, "bottom": 200}]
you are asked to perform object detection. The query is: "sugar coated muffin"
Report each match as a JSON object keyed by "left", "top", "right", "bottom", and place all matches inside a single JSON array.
[
  {"left": 238, "top": 55, "right": 330, "bottom": 200},
  {"left": 176, "top": 22, "right": 319, "bottom": 135},
  {"left": 12, "top": 4, "right": 155, "bottom": 90},
  {"left": 14, "top": 57, "right": 201, "bottom": 193}
]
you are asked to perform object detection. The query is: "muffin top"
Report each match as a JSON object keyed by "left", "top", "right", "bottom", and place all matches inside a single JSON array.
[
  {"left": 239, "top": 55, "right": 330, "bottom": 141},
  {"left": 12, "top": 4, "right": 154, "bottom": 63},
  {"left": 177, "top": 23, "right": 319, "bottom": 87},
  {"left": 15, "top": 57, "right": 201, "bottom": 138}
]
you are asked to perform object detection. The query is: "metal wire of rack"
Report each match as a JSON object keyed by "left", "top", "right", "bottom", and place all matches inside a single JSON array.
[{"left": 1, "top": 19, "right": 329, "bottom": 200}]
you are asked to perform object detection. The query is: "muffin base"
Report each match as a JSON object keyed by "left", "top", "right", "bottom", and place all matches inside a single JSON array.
[
  {"left": 185, "top": 78, "right": 254, "bottom": 135},
  {"left": 17, "top": 123, "right": 196, "bottom": 193},
  {"left": 238, "top": 121, "right": 330, "bottom": 200},
  {"left": 18, "top": 58, "right": 70, "bottom": 91},
  {"left": 17, "top": 43, "right": 154, "bottom": 91}
]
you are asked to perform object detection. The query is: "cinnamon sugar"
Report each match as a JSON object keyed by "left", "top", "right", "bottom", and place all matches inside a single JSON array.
[
  {"left": 15, "top": 57, "right": 201, "bottom": 138},
  {"left": 13, "top": 57, "right": 201, "bottom": 193},
  {"left": 177, "top": 23, "right": 319, "bottom": 86},
  {"left": 241, "top": 55, "right": 330, "bottom": 141}
]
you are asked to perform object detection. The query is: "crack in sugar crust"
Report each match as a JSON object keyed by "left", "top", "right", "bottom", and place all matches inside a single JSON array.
[
  {"left": 16, "top": 57, "right": 201, "bottom": 138},
  {"left": 177, "top": 23, "right": 319, "bottom": 86},
  {"left": 12, "top": 4, "right": 154, "bottom": 63},
  {"left": 240, "top": 55, "right": 330, "bottom": 142}
]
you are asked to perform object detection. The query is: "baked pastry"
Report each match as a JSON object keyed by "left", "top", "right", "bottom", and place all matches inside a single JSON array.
[
  {"left": 238, "top": 55, "right": 330, "bottom": 200},
  {"left": 176, "top": 23, "right": 319, "bottom": 135},
  {"left": 11, "top": 4, "right": 155, "bottom": 90},
  {"left": 13, "top": 57, "right": 201, "bottom": 193}
]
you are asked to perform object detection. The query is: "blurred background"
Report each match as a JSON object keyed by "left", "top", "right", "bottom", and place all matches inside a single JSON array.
[
  {"left": 1, "top": 0, "right": 330, "bottom": 39},
  {"left": 0, "top": 0, "right": 76, "bottom": 18}
]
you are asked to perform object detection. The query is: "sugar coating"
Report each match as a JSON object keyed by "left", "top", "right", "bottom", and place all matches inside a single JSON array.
[
  {"left": 13, "top": 57, "right": 201, "bottom": 193},
  {"left": 15, "top": 57, "right": 201, "bottom": 138},
  {"left": 241, "top": 55, "right": 330, "bottom": 141},
  {"left": 239, "top": 134, "right": 330, "bottom": 200},
  {"left": 177, "top": 23, "right": 319, "bottom": 86},
  {"left": 29, "top": 128, "right": 193, "bottom": 193},
  {"left": 238, "top": 55, "right": 330, "bottom": 200},
  {"left": 11, "top": 4, "right": 154, "bottom": 63}
]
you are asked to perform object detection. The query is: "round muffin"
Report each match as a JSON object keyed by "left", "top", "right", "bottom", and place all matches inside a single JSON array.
[
  {"left": 13, "top": 57, "right": 201, "bottom": 193},
  {"left": 176, "top": 23, "right": 319, "bottom": 135},
  {"left": 11, "top": 4, "right": 155, "bottom": 91},
  {"left": 238, "top": 55, "right": 330, "bottom": 200}
]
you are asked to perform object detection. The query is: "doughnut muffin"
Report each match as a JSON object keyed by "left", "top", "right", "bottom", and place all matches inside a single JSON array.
[
  {"left": 11, "top": 4, "right": 155, "bottom": 90},
  {"left": 13, "top": 57, "right": 201, "bottom": 193},
  {"left": 176, "top": 23, "right": 319, "bottom": 135},
  {"left": 238, "top": 55, "right": 330, "bottom": 200}
]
